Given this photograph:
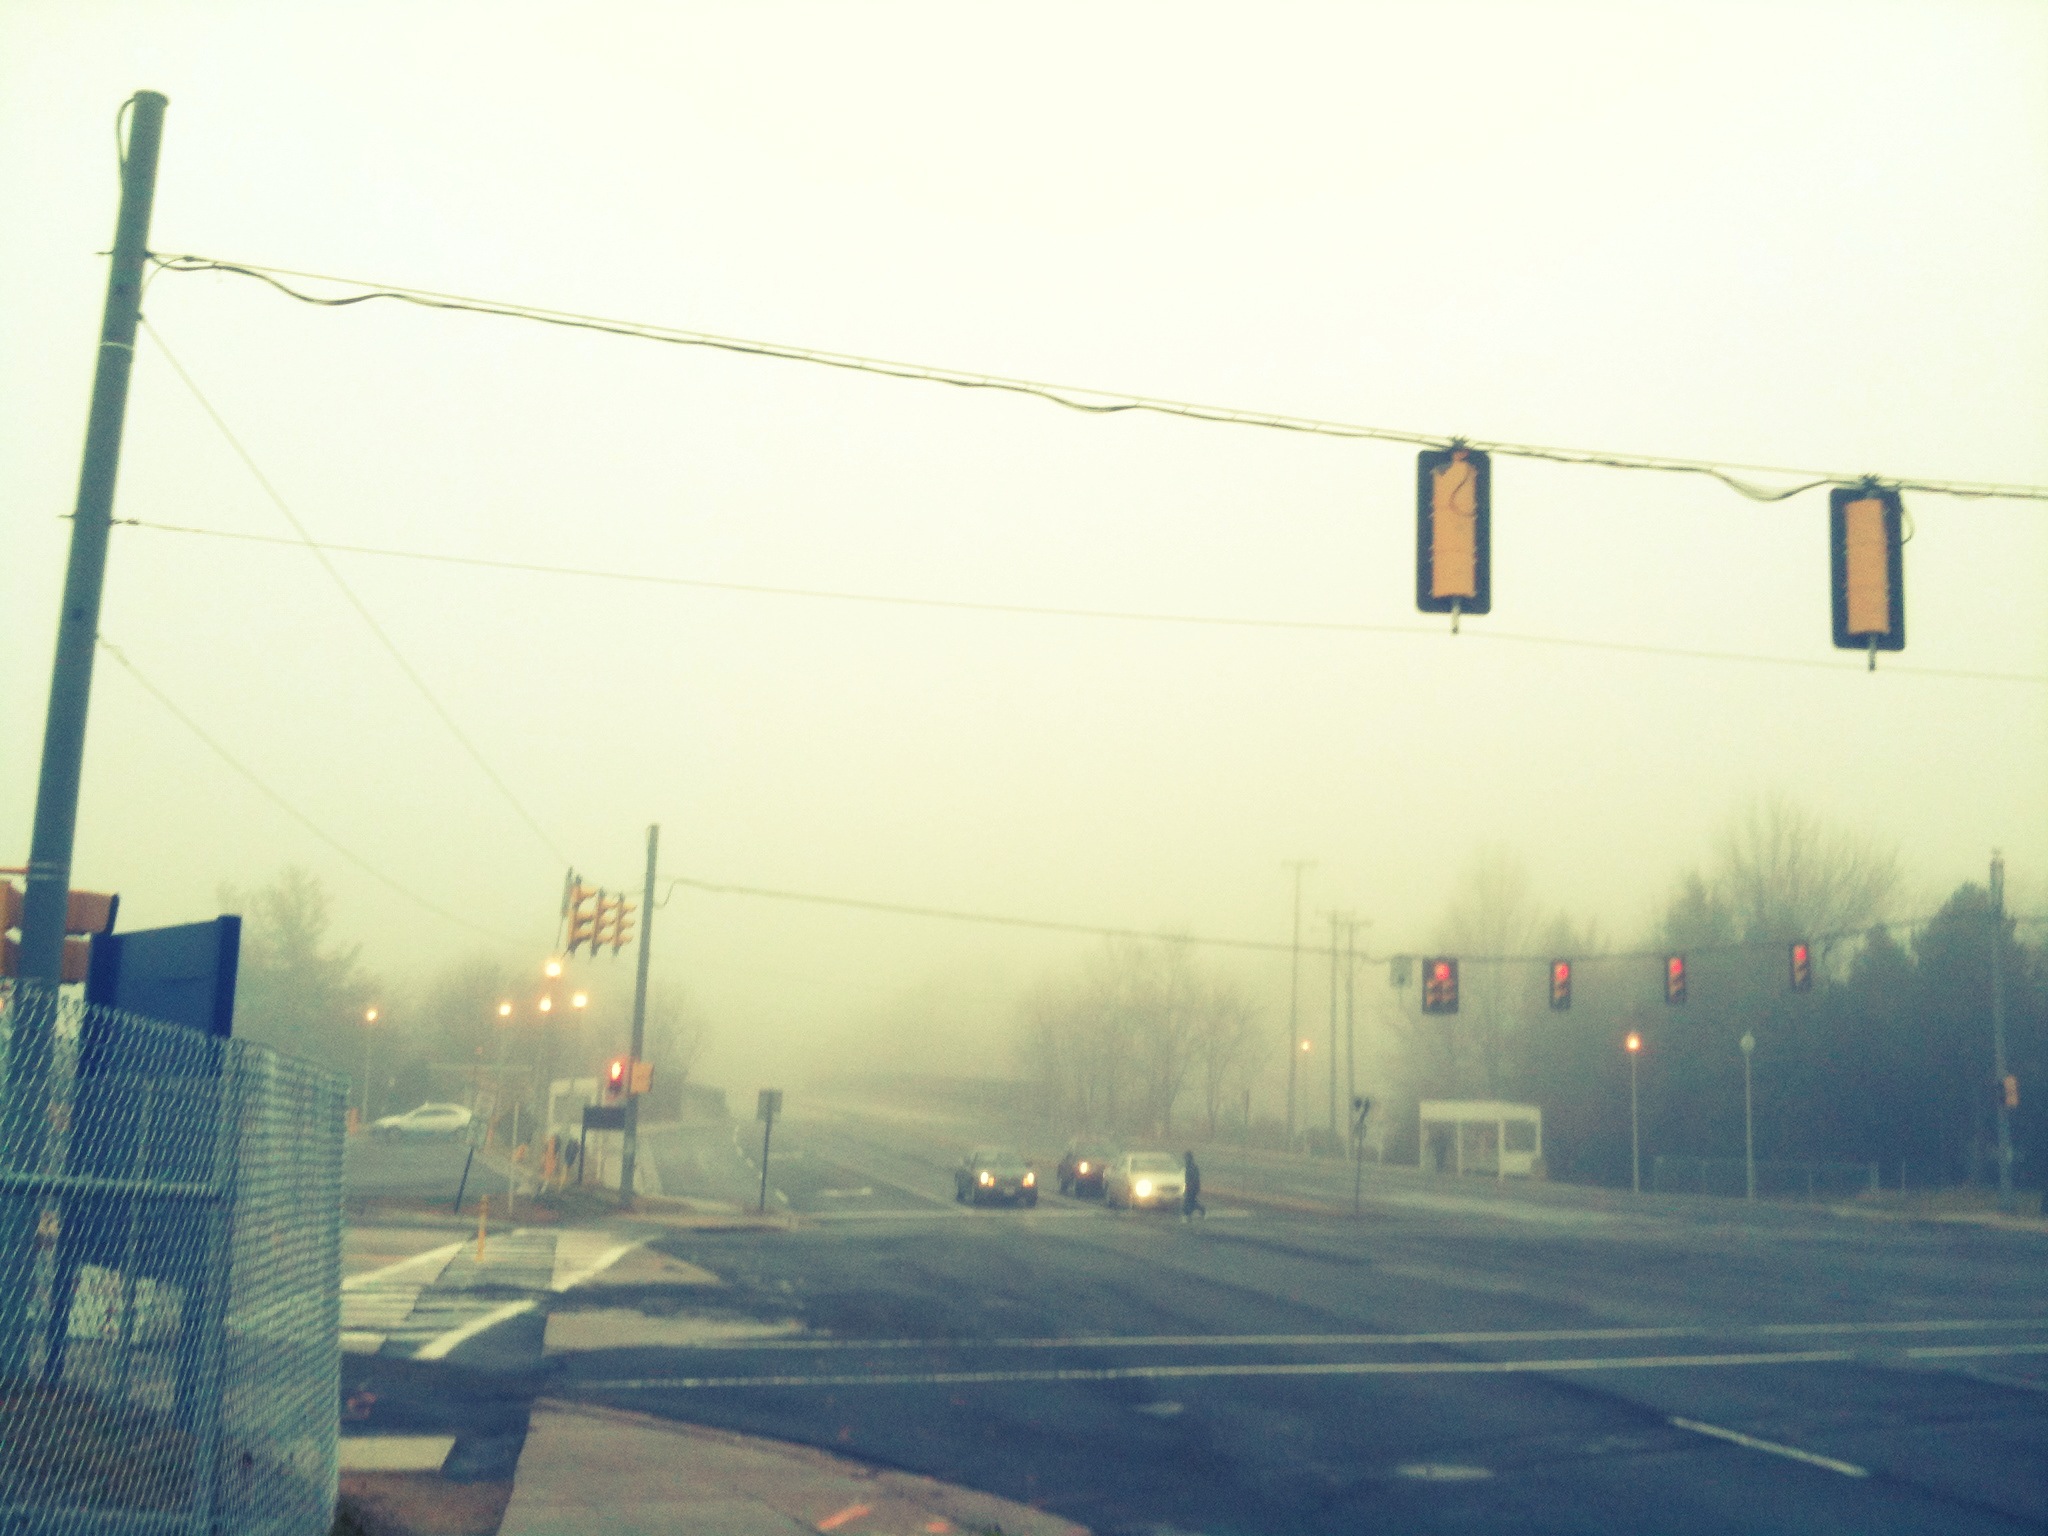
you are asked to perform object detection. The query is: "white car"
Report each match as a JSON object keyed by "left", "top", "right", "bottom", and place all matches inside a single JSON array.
[
  {"left": 1103, "top": 1150, "right": 1186, "bottom": 1211},
  {"left": 370, "top": 1102, "right": 474, "bottom": 1138}
]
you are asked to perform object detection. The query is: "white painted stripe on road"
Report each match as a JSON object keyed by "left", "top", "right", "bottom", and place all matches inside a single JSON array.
[
  {"left": 414, "top": 1298, "right": 536, "bottom": 1361},
  {"left": 1906, "top": 1340, "right": 2048, "bottom": 1361},
  {"left": 1670, "top": 1417, "right": 1868, "bottom": 1478},
  {"left": 579, "top": 1346, "right": 1861, "bottom": 1390},
  {"left": 338, "top": 1435, "right": 457, "bottom": 1473},
  {"left": 341, "top": 1331, "right": 387, "bottom": 1355},
  {"left": 343, "top": 1240, "right": 462, "bottom": 1291},
  {"left": 639, "top": 1316, "right": 2048, "bottom": 1353}
]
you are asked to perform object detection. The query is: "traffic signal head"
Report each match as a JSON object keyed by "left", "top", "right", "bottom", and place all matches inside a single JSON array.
[
  {"left": 565, "top": 883, "right": 597, "bottom": 955},
  {"left": 605, "top": 1056, "right": 628, "bottom": 1099},
  {"left": 1421, "top": 957, "right": 1460, "bottom": 1014},
  {"left": 1829, "top": 485, "right": 1905, "bottom": 657},
  {"left": 1789, "top": 941, "right": 1813, "bottom": 992},
  {"left": 1549, "top": 959, "right": 1573, "bottom": 1011},
  {"left": 1415, "top": 447, "right": 1492, "bottom": 618},
  {"left": 1663, "top": 955, "right": 1688, "bottom": 1005},
  {"left": 609, "top": 897, "right": 636, "bottom": 954}
]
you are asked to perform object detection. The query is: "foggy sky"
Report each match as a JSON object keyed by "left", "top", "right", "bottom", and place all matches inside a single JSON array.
[{"left": 4, "top": 2, "right": 2044, "bottom": 1097}]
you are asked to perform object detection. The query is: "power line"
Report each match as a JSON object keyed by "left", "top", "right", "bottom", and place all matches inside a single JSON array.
[
  {"left": 115, "top": 518, "right": 2048, "bottom": 688},
  {"left": 99, "top": 640, "right": 521, "bottom": 944},
  {"left": 663, "top": 872, "right": 2031, "bottom": 968},
  {"left": 138, "top": 318, "right": 573, "bottom": 867},
  {"left": 151, "top": 254, "right": 2048, "bottom": 507}
]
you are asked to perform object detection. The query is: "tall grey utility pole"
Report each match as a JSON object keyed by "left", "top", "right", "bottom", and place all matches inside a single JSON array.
[
  {"left": 1283, "top": 861, "right": 1313, "bottom": 1146},
  {"left": 4, "top": 93, "right": 167, "bottom": 1384},
  {"left": 16, "top": 93, "right": 167, "bottom": 1003},
  {"left": 617, "top": 824, "right": 658, "bottom": 1207},
  {"left": 1990, "top": 851, "right": 2014, "bottom": 1214},
  {"left": 1344, "top": 918, "right": 1362, "bottom": 1122}
]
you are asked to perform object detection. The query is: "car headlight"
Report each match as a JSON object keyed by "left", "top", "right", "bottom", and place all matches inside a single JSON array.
[
  {"left": 1023, "top": 1171, "right": 1035, "bottom": 1186},
  {"left": 1077, "top": 1162, "right": 1089, "bottom": 1174},
  {"left": 1135, "top": 1178, "right": 1153, "bottom": 1198},
  {"left": 979, "top": 1171, "right": 993, "bottom": 1185}
]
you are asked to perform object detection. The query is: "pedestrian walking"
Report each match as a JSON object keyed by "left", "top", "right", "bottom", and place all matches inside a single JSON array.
[{"left": 1182, "top": 1150, "right": 1205, "bottom": 1220}]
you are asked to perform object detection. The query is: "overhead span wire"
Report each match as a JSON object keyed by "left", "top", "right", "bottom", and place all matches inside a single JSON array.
[
  {"left": 664, "top": 874, "right": 2034, "bottom": 968},
  {"left": 149, "top": 254, "right": 2048, "bottom": 506},
  {"left": 115, "top": 519, "right": 2048, "bottom": 688},
  {"left": 138, "top": 318, "right": 573, "bottom": 868},
  {"left": 100, "top": 641, "right": 520, "bottom": 943}
]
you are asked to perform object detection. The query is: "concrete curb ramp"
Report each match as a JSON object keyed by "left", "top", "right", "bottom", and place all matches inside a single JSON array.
[{"left": 499, "top": 1398, "right": 1088, "bottom": 1536}]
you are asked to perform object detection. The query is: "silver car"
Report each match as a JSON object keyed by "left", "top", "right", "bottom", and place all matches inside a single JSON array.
[
  {"left": 1103, "top": 1150, "right": 1185, "bottom": 1211},
  {"left": 370, "top": 1102, "right": 474, "bottom": 1138}
]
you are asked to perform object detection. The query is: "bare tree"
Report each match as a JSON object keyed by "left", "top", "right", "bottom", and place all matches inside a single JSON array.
[{"left": 1709, "top": 792, "right": 1902, "bottom": 950}]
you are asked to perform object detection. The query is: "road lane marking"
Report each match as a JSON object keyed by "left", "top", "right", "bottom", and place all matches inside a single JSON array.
[
  {"left": 577, "top": 1347, "right": 1862, "bottom": 1389},
  {"left": 816, "top": 1504, "right": 871, "bottom": 1531},
  {"left": 338, "top": 1435, "right": 457, "bottom": 1473},
  {"left": 415, "top": 1298, "right": 537, "bottom": 1361},
  {"left": 343, "top": 1240, "right": 461, "bottom": 1291},
  {"left": 1906, "top": 1340, "right": 2048, "bottom": 1361},
  {"left": 631, "top": 1317, "right": 2048, "bottom": 1353},
  {"left": 1670, "top": 1417, "right": 1868, "bottom": 1477},
  {"left": 1395, "top": 1464, "right": 1492, "bottom": 1481}
]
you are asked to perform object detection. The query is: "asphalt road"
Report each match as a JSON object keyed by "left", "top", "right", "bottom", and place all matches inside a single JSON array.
[{"left": 541, "top": 1108, "right": 2048, "bottom": 1535}]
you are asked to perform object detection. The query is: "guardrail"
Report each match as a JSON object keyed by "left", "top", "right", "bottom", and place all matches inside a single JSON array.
[{"left": 0, "top": 983, "right": 346, "bottom": 1536}]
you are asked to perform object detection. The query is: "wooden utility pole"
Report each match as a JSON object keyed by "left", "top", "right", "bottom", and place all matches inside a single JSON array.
[{"left": 617, "top": 824, "right": 658, "bottom": 1206}]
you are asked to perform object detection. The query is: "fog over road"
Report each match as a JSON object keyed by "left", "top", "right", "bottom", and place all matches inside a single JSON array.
[{"left": 494, "top": 1106, "right": 2048, "bottom": 1534}]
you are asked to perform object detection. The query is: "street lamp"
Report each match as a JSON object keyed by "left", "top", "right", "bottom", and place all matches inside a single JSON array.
[
  {"left": 544, "top": 958, "right": 563, "bottom": 979},
  {"left": 538, "top": 994, "right": 553, "bottom": 1013},
  {"left": 1740, "top": 1032, "right": 1756, "bottom": 1201},
  {"left": 498, "top": 1001, "right": 513, "bottom": 1018},
  {"left": 571, "top": 991, "right": 588, "bottom": 1009},
  {"left": 1625, "top": 1032, "right": 1642, "bottom": 1194}
]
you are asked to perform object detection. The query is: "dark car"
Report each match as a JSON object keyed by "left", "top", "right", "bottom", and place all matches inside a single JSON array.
[
  {"left": 954, "top": 1146, "right": 1039, "bottom": 1207},
  {"left": 1056, "top": 1138, "right": 1118, "bottom": 1198}
]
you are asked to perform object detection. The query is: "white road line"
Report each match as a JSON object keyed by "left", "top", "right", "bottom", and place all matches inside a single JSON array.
[
  {"left": 1906, "top": 1340, "right": 2048, "bottom": 1361},
  {"left": 1670, "top": 1417, "right": 1868, "bottom": 1478},
  {"left": 415, "top": 1298, "right": 536, "bottom": 1361},
  {"left": 342, "top": 1240, "right": 462, "bottom": 1291},
  {"left": 626, "top": 1317, "right": 2048, "bottom": 1354},
  {"left": 338, "top": 1435, "right": 457, "bottom": 1473},
  {"left": 578, "top": 1346, "right": 1860, "bottom": 1390},
  {"left": 413, "top": 1234, "right": 646, "bottom": 1360}
]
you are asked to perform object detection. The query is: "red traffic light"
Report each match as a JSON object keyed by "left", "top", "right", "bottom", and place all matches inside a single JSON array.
[
  {"left": 1549, "top": 959, "right": 1572, "bottom": 1011},
  {"left": 1421, "top": 957, "right": 1460, "bottom": 1014},
  {"left": 605, "top": 1056, "right": 628, "bottom": 1099},
  {"left": 1789, "top": 941, "right": 1813, "bottom": 992},
  {"left": 1663, "top": 954, "right": 1688, "bottom": 1005}
]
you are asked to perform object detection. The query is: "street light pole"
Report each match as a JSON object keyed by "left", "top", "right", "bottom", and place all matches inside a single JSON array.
[
  {"left": 1740, "top": 1031, "right": 1756, "bottom": 1201},
  {"left": 1283, "top": 861, "right": 1314, "bottom": 1147},
  {"left": 361, "top": 1007, "right": 380, "bottom": 1124},
  {"left": 1625, "top": 1032, "right": 1642, "bottom": 1194},
  {"left": 1990, "top": 852, "right": 2015, "bottom": 1214}
]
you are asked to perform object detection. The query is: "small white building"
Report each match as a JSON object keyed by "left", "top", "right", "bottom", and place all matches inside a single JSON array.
[{"left": 1418, "top": 1100, "right": 1543, "bottom": 1179}]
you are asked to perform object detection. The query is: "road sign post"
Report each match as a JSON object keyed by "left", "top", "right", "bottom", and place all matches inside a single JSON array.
[
  {"left": 757, "top": 1089, "right": 782, "bottom": 1214},
  {"left": 1350, "top": 1095, "right": 1372, "bottom": 1217}
]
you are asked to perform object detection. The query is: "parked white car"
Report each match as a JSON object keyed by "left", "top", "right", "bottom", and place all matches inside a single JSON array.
[
  {"left": 370, "top": 1102, "right": 474, "bottom": 1138},
  {"left": 1103, "top": 1150, "right": 1186, "bottom": 1211}
]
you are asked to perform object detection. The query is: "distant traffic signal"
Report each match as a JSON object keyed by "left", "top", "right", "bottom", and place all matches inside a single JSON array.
[
  {"left": 565, "top": 883, "right": 597, "bottom": 955},
  {"left": 1416, "top": 447, "right": 1491, "bottom": 620},
  {"left": 1549, "top": 959, "right": 1572, "bottom": 1011},
  {"left": 1829, "top": 484, "right": 1905, "bottom": 661},
  {"left": 608, "top": 896, "right": 636, "bottom": 955},
  {"left": 1663, "top": 954, "right": 1688, "bottom": 1005},
  {"left": 605, "top": 1056, "right": 628, "bottom": 1100},
  {"left": 1789, "top": 941, "right": 1813, "bottom": 992},
  {"left": 1421, "top": 957, "right": 1460, "bottom": 1014}
]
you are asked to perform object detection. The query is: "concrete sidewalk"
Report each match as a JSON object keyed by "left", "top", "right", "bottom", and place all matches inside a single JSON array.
[{"left": 497, "top": 1399, "right": 1088, "bottom": 1536}]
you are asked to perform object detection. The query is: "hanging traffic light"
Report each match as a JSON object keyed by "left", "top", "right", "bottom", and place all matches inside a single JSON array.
[
  {"left": 565, "top": 882, "right": 598, "bottom": 955},
  {"left": 1415, "top": 446, "right": 1491, "bottom": 620},
  {"left": 1421, "top": 957, "right": 1460, "bottom": 1014},
  {"left": 609, "top": 896, "right": 636, "bottom": 955},
  {"left": 1829, "top": 484, "right": 1904, "bottom": 661},
  {"left": 1549, "top": 959, "right": 1572, "bottom": 1011},
  {"left": 1789, "top": 941, "right": 1813, "bottom": 992},
  {"left": 1663, "top": 954, "right": 1688, "bottom": 1005}
]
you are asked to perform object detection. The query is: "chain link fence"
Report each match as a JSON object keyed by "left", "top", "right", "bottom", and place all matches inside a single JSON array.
[
  {"left": 0, "top": 981, "right": 346, "bottom": 1536},
  {"left": 1651, "top": 1154, "right": 1880, "bottom": 1202}
]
